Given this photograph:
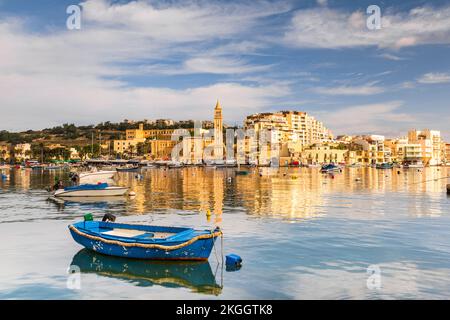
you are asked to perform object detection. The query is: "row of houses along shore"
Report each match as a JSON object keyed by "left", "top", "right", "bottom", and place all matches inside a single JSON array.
[{"left": 1, "top": 101, "right": 449, "bottom": 167}]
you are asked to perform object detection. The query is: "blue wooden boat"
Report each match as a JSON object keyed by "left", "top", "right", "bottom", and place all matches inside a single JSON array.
[{"left": 69, "top": 220, "right": 222, "bottom": 260}]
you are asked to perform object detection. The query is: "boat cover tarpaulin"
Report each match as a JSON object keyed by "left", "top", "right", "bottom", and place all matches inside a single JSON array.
[{"left": 64, "top": 183, "right": 108, "bottom": 191}]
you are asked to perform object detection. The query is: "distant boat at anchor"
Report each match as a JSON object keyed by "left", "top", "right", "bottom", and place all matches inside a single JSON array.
[
  {"left": 320, "top": 164, "right": 341, "bottom": 173},
  {"left": 376, "top": 163, "right": 394, "bottom": 169},
  {"left": 403, "top": 161, "right": 424, "bottom": 169}
]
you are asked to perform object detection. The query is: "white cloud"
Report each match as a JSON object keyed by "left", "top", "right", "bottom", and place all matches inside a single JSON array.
[
  {"left": 417, "top": 72, "right": 450, "bottom": 84},
  {"left": 80, "top": 0, "right": 289, "bottom": 43},
  {"left": 400, "top": 81, "right": 416, "bottom": 89},
  {"left": 319, "top": 101, "right": 416, "bottom": 135},
  {"left": 312, "top": 84, "right": 385, "bottom": 96},
  {"left": 0, "top": 0, "right": 291, "bottom": 130},
  {"left": 284, "top": 5, "right": 450, "bottom": 49},
  {"left": 0, "top": 72, "right": 290, "bottom": 130},
  {"left": 378, "top": 53, "right": 405, "bottom": 61},
  {"left": 141, "top": 56, "right": 273, "bottom": 75}
]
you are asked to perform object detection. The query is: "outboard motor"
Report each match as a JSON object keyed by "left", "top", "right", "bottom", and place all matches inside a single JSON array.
[
  {"left": 102, "top": 213, "right": 116, "bottom": 222},
  {"left": 70, "top": 173, "right": 79, "bottom": 183}
]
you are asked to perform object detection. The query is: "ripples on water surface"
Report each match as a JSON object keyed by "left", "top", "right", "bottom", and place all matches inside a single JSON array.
[{"left": 0, "top": 166, "right": 449, "bottom": 299}]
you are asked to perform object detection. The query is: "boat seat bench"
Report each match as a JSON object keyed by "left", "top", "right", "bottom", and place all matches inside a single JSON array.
[{"left": 101, "top": 228, "right": 175, "bottom": 239}]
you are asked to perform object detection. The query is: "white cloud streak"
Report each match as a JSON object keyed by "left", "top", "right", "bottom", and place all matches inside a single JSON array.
[
  {"left": 285, "top": 5, "right": 450, "bottom": 49},
  {"left": 312, "top": 84, "right": 385, "bottom": 96},
  {"left": 417, "top": 72, "right": 450, "bottom": 84},
  {"left": 319, "top": 101, "right": 416, "bottom": 136}
]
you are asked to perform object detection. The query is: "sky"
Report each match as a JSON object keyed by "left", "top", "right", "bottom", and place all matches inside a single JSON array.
[{"left": 0, "top": 0, "right": 449, "bottom": 140}]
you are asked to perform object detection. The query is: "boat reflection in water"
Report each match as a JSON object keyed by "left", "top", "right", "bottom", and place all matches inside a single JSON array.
[
  {"left": 70, "top": 249, "right": 223, "bottom": 295},
  {"left": 48, "top": 196, "right": 127, "bottom": 211}
]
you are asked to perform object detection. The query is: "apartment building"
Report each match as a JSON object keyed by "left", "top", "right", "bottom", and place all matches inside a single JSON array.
[
  {"left": 408, "top": 129, "right": 442, "bottom": 166},
  {"left": 243, "top": 111, "right": 333, "bottom": 165}
]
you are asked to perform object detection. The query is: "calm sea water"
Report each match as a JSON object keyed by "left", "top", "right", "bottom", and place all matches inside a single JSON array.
[{"left": 0, "top": 166, "right": 449, "bottom": 299}]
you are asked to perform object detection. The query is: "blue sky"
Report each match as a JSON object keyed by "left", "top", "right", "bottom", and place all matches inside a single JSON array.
[{"left": 0, "top": 0, "right": 449, "bottom": 140}]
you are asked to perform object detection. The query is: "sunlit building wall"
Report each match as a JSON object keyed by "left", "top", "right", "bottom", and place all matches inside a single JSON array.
[{"left": 408, "top": 129, "right": 442, "bottom": 166}]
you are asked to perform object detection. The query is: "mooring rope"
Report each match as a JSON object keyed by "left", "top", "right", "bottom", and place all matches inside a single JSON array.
[{"left": 69, "top": 225, "right": 222, "bottom": 251}]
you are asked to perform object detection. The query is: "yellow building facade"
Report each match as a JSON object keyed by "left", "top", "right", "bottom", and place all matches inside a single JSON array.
[{"left": 0, "top": 143, "right": 11, "bottom": 161}]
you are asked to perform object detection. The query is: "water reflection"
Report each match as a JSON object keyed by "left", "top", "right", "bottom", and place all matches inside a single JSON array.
[
  {"left": 1, "top": 166, "right": 450, "bottom": 299},
  {"left": 47, "top": 196, "right": 127, "bottom": 211},
  {"left": 112, "top": 166, "right": 449, "bottom": 220},
  {"left": 70, "top": 249, "right": 222, "bottom": 295},
  {"left": 1, "top": 166, "right": 449, "bottom": 221}
]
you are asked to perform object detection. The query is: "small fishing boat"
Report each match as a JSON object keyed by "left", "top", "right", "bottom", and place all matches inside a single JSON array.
[
  {"left": 320, "top": 164, "right": 341, "bottom": 173},
  {"left": 116, "top": 166, "right": 140, "bottom": 172},
  {"left": 53, "top": 183, "right": 128, "bottom": 197},
  {"left": 376, "top": 163, "right": 394, "bottom": 169},
  {"left": 68, "top": 217, "right": 222, "bottom": 260}
]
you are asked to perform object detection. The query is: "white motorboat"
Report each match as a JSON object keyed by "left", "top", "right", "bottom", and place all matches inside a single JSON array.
[
  {"left": 53, "top": 183, "right": 128, "bottom": 197},
  {"left": 71, "top": 170, "right": 116, "bottom": 184},
  {"left": 403, "top": 161, "right": 424, "bottom": 169},
  {"left": 168, "top": 161, "right": 184, "bottom": 169}
]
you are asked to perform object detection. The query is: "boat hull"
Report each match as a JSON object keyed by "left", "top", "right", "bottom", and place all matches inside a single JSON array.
[
  {"left": 79, "top": 171, "right": 116, "bottom": 179},
  {"left": 320, "top": 168, "right": 341, "bottom": 173},
  {"left": 54, "top": 187, "right": 128, "bottom": 197},
  {"left": 69, "top": 223, "right": 219, "bottom": 260}
]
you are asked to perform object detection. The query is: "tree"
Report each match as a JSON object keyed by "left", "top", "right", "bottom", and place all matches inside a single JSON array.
[
  {"left": 136, "top": 142, "right": 145, "bottom": 156},
  {"left": 127, "top": 144, "right": 135, "bottom": 157}
]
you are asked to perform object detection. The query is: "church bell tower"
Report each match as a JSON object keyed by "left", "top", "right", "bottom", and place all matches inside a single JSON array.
[{"left": 213, "top": 100, "right": 224, "bottom": 160}]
